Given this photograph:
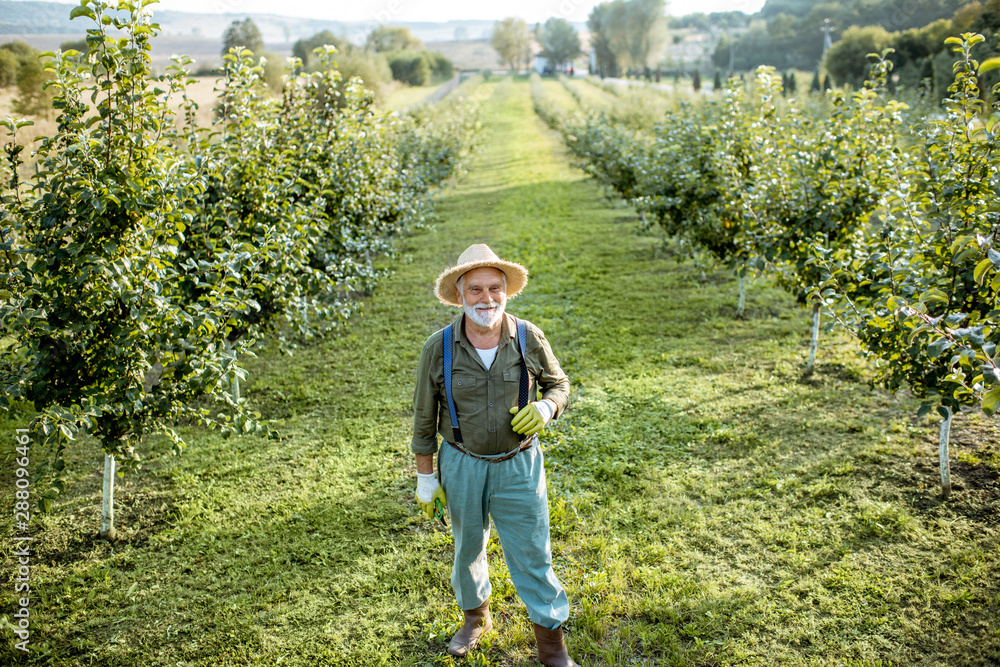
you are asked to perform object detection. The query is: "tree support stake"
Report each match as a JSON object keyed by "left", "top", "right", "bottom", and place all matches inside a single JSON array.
[
  {"left": 100, "top": 453, "right": 117, "bottom": 541},
  {"left": 805, "top": 302, "right": 820, "bottom": 375},
  {"left": 939, "top": 406, "right": 952, "bottom": 498}
]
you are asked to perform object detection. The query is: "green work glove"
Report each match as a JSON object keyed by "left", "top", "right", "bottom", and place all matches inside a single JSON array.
[
  {"left": 509, "top": 401, "right": 552, "bottom": 436},
  {"left": 416, "top": 472, "right": 447, "bottom": 521}
]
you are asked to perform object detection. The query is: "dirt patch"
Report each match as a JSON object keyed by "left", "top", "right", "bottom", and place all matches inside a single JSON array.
[
  {"left": 0, "top": 455, "right": 179, "bottom": 585},
  {"left": 907, "top": 411, "right": 1000, "bottom": 525}
]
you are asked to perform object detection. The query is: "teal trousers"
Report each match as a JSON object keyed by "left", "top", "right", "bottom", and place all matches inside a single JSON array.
[{"left": 438, "top": 438, "right": 569, "bottom": 630}]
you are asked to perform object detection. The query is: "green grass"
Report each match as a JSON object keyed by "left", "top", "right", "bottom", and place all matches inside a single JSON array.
[
  {"left": 2, "top": 77, "right": 999, "bottom": 666},
  {"left": 382, "top": 82, "right": 445, "bottom": 111},
  {"left": 560, "top": 76, "right": 616, "bottom": 112}
]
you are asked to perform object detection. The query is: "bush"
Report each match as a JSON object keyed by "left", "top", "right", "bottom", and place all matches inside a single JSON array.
[
  {"left": 823, "top": 25, "right": 893, "bottom": 86},
  {"left": 425, "top": 50, "right": 453, "bottom": 80},
  {"left": 59, "top": 38, "right": 88, "bottom": 53},
  {"left": 0, "top": 49, "right": 17, "bottom": 87},
  {"left": 12, "top": 55, "right": 54, "bottom": 117},
  {"left": 293, "top": 30, "right": 348, "bottom": 69},
  {"left": 329, "top": 50, "right": 391, "bottom": 101},
  {"left": 388, "top": 50, "right": 432, "bottom": 86},
  {"left": 0, "top": 40, "right": 35, "bottom": 61},
  {"left": 1, "top": 40, "right": 39, "bottom": 90},
  {"left": 261, "top": 50, "right": 285, "bottom": 95}
]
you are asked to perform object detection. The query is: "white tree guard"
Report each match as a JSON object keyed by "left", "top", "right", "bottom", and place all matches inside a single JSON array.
[
  {"left": 939, "top": 407, "right": 952, "bottom": 498},
  {"left": 100, "top": 453, "right": 117, "bottom": 541},
  {"left": 223, "top": 338, "right": 240, "bottom": 403},
  {"left": 805, "top": 303, "right": 820, "bottom": 374}
]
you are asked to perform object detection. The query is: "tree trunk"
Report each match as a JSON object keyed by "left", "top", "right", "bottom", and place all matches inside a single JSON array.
[
  {"left": 804, "top": 302, "right": 820, "bottom": 375},
  {"left": 223, "top": 338, "right": 240, "bottom": 403},
  {"left": 100, "top": 453, "right": 118, "bottom": 541},
  {"left": 939, "top": 406, "right": 952, "bottom": 499},
  {"left": 232, "top": 364, "right": 241, "bottom": 404},
  {"left": 736, "top": 276, "right": 746, "bottom": 318}
]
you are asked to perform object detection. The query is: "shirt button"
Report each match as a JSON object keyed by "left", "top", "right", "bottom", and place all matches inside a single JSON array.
[
  {"left": 489, "top": 402, "right": 493, "bottom": 407},
  {"left": 489, "top": 428, "right": 494, "bottom": 432},
  {"left": 488, "top": 375, "right": 492, "bottom": 380}
]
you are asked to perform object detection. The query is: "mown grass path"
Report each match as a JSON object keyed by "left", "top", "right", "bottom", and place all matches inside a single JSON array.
[{"left": 2, "top": 77, "right": 998, "bottom": 667}]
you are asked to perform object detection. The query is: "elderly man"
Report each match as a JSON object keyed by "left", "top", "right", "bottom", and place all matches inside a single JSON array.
[{"left": 411, "top": 244, "right": 579, "bottom": 666}]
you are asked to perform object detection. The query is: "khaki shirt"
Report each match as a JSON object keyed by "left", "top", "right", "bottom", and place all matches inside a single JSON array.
[{"left": 411, "top": 313, "right": 570, "bottom": 456}]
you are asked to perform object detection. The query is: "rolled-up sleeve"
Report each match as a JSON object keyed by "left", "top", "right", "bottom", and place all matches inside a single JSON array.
[
  {"left": 411, "top": 335, "right": 442, "bottom": 455},
  {"left": 529, "top": 326, "right": 570, "bottom": 419}
]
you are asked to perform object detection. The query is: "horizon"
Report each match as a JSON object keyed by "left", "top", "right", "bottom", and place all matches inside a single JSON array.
[{"left": 6, "top": 0, "right": 769, "bottom": 25}]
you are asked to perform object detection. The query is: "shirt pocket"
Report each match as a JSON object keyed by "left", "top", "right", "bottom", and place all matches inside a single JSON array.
[
  {"left": 503, "top": 368, "right": 522, "bottom": 407},
  {"left": 452, "top": 375, "right": 477, "bottom": 398}
]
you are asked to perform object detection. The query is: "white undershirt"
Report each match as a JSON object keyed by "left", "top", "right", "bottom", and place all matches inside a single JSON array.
[
  {"left": 472, "top": 345, "right": 556, "bottom": 421},
  {"left": 475, "top": 345, "right": 499, "bottom": 369}
]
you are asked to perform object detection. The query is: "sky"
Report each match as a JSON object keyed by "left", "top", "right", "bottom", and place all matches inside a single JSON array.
[{"left": 26, "top": 0, "right": 769, "bottom": 24}]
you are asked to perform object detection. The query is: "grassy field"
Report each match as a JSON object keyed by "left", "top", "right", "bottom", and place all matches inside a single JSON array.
[
  {"left": 382, "top": 82, "right": 446, "bottom": 110},
  {"left": 1, "top": 75, "right": 999, "bottom": 666},
  {"left": 560, "top": 76, "right": 617, "bottom": 112},
  {"left": 425, "top": 40, "right": 500, "bottom": 72}
]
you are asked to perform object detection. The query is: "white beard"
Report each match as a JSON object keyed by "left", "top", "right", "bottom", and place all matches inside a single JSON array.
[{"left": 463, "top": 299, "right": 506, "bottom": 329}]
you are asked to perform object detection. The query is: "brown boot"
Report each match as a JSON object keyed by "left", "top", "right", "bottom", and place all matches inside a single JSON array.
[
  {"left": 447, "top": 599, "right": 493, "bottom": 657},
  {"left": 532, "top": 623, "right": 580, "bottom": 667}
]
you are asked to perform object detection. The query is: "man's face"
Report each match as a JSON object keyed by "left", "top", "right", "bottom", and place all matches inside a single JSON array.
[{"left": 458, "top": 267, "right": 507, "bottom": 329}]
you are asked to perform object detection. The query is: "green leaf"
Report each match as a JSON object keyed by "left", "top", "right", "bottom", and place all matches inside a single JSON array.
[
  {"left": 950, "top": 235, "right": 975, "bottom": 255},
  {"left": 954, "top": 247, "right": 977, "bottom": 265},
  {"left": 70, "top": 5, "right": 96, "bottom": 20},
  {"left": 975, "top": 258, "right": 993, "bottom": 284},
  {"left": 927, "top": 338, "right": 954, "bottom": 359},
  {"left": 919, "top": 288, "right": 949, "bottom": 305},
  {"left": 979, "top": 57, "right": 1000, "bottom": 74},
  {"left": 982, "top": 385, "right": 1000, "bottom": 416}
]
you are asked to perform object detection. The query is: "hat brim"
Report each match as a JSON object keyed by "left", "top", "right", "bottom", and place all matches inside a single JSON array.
[{"left": 434, "top": 259, "right": 528, "bottom": 307}]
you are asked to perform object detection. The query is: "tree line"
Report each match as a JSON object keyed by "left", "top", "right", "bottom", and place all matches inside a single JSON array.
[
  {"left": 710, "top": 0, "right": 969, "bottom": 73},
  {"left": 823, "top": 0, "right": 1000, "bottom": 96},
  {"left": 290, "top": 24, "right": 453, "bottom": 90}
]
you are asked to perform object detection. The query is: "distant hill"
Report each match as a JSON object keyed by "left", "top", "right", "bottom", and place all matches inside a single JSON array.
[
  {"left": 0, "top": 0, "right": 79, "bottom": 33},
  {"left": 0, "top": 1, "right": 525, "bottom": 45},
  {"left": 0, "top": 1, "right": 512, "bottom": 70},
  {"left": 757, "top": 0, "right": 966, "bottom": 31}
]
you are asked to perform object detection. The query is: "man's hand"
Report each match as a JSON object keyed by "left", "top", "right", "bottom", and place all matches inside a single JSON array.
[
  {"left": 509, "top": 401, "right": 553, "bottom": 436},
  {"left": 416, "top": 472, "right": 447, "bottom": 521}
]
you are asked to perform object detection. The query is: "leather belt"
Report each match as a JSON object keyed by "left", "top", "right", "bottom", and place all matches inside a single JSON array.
[{"left": 446, "top": 434, "right": 537, "bottom": 462}]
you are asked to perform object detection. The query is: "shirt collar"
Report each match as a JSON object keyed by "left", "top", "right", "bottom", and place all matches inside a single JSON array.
[{"left": 453, "top": 311, "right": 515, "bottom": 349}]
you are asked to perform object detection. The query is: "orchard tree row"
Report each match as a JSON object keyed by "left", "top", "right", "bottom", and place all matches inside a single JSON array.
[
  {"left": 0, "top": 0, "right": 486, "bottom": 537},
  {"left": 535, "top": 36, "right": 1000, "bottom": 496}
]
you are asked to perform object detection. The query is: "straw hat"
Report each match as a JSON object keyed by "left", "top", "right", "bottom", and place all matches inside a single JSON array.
[{"left": 434, "top": 244, "right": 529, "bottom": 307}]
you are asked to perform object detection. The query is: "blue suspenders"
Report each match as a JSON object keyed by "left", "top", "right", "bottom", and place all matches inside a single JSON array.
[{"left": 443, "top": 317, "right": 529, "bottom": 445}]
